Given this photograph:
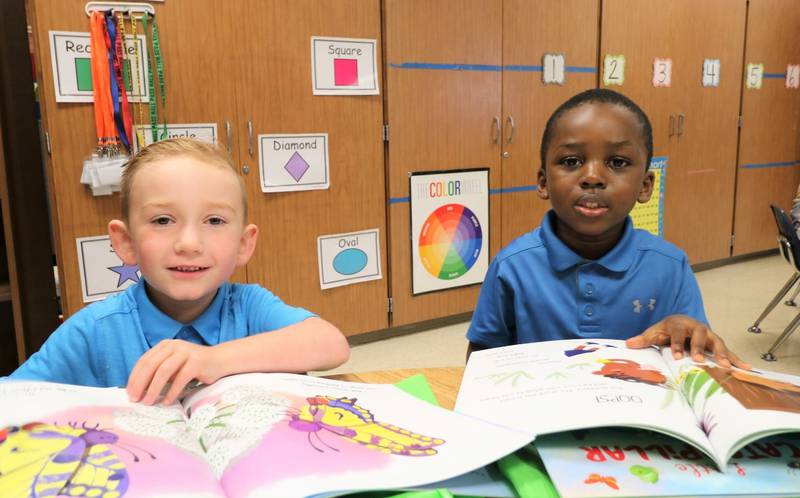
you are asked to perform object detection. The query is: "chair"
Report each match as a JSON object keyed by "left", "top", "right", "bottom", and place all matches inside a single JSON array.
[{"left": 747, "top": 204, "right": 800, "bottom": 361}]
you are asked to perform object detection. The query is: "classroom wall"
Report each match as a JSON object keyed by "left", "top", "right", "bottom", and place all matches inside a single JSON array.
[{"left": 19, "top": 0, "right": 800, "bottom": 358}]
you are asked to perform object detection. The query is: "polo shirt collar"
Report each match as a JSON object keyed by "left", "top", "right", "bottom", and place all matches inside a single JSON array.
[
  {"left": 135, "top": 280, "right": 228, "bottom": 347},
  {"left": 540, "top": 210, "right": 637, "bottom": 273}
]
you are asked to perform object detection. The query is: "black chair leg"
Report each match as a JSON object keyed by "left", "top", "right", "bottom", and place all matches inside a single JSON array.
[
  {"left": 748, "top": 273, "right": 800, "bottom": 334},
  {"left": 761, "top": 311, "right": 800, "bottom": 361}
]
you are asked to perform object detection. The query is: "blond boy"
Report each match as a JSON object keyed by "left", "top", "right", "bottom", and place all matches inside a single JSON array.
[{"left": 12, "top": 138, "right": 349, "bottom": 404}]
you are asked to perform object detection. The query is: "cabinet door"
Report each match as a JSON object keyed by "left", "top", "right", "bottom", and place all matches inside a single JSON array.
[
  {"left": 501, "top": 0, "right": 600, "bottom": 246},
  {"left": 384, "top": 0, "right": 502, "bottom": 327},
  {"left": 732, "top": 0, "right": 800, "bottom": 256},
  {"left": 600, "top": 0, "right": 676, "bottom": 159},
  {"left": 666, "top": 0, "right": 746, "bottom": 263},
  {"left": 30, "top": 0, "right": 240, "bottom": 316},
  {"left": 230, "top": 1, "right": 388, "bottom": 336}
]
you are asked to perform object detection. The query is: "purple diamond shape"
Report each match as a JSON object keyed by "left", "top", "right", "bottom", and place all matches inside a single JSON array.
[{"left": 284, "top": 152, "right": 310, "bottom": 182}]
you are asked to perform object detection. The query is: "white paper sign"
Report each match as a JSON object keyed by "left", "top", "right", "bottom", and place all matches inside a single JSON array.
[
  {"left": 786, "top": 64, "right": 800, "bottom": 89},
  {"left": 76, "top": 235, "right": 140, "bottom": 303},
  {"left": 133, "top": 123, "right": 218, "bottom": 153},
  {"left": 702, "top": 58, "right": 721, "bottom": 87},
  {"left": 48, "top": 30, "right": 149, "bottom": 103},
  {"left": 258, "top": 133, "right": 329, "bottom": 193},
  {"left": 311, "top": 37, "right": 379, "bottom": 95},
  {"left": 603, "top": 54, "right": 625, "bottom": 86},
  {"left": 410, "top": 170, "right": 489, "bottom": 295},
  {"left": 745, "top": 63, "right": 764, "bottom": 89},
  {"left": 652, "top": 57, "right": 672, "bottom": 87},
  {"left": 317, "top": 229, "right": 382, "bottom": 290},
  {"left": 542, "top": 53, "right": 565, "bottom": 85}
]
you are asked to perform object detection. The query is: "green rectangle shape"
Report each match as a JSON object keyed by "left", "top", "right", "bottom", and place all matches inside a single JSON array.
[
  {"left": 123, "top": 59, "right": 132, "bottom": 92},
  {"left": 75, "top": 58, "right": 92, "bottom": 91}
]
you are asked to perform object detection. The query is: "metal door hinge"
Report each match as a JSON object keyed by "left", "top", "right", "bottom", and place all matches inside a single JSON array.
[
  {"left": 44, "top": 131, "right": 51, "bottom": 155},
  {"left": 738, "top": 116, "right": 743, "bottom": 128},
  {"left": 387, "top": 297, "right": 393, "bottom": 313},
  {"left": 382, "top": 124, "right": 389, "bottom": 142},
  {"left": 731, "top": 234, "right": 736, "bottom": 248}
]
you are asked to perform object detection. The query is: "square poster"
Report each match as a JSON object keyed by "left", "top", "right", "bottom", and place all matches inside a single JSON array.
[{"left": 410, "top": 169, "right": 489, "bottom": 295}]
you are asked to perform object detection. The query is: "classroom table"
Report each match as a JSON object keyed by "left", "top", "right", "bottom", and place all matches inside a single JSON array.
[{"left": 326, "top": 366, "right": 465, "bottom": 410}]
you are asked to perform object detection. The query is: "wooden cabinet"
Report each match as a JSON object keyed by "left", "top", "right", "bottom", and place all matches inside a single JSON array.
[
  {"left": 384, "top": 0, "right": 503, "bottom": 327},
  {"left": 601, "top": 0, "right": 746, "bottom": 264},
  {"left": 732, "top": 0, "right": 800, "bottom": 255}
]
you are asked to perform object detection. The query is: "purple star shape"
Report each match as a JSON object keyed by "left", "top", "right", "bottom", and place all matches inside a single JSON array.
[{"left": 108, "top": 263, "right": 140, "bottom": 287}]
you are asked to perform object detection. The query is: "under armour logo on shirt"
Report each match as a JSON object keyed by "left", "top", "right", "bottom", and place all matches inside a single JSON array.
[{"left": 632, "top": 299, "right": 657, "bottom": 313}]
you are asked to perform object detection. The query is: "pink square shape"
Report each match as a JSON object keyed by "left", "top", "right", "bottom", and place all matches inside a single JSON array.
[{"left": 334, "top": 58, "right": 358, "bottom": 86}]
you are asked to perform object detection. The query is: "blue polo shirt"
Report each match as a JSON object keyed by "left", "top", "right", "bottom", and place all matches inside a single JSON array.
[
  {"left": 10, "top": 281, "right": 314, "bottom": 387},
  {"left": 467, "top": 211, "right": 708, "bottom": 347}
]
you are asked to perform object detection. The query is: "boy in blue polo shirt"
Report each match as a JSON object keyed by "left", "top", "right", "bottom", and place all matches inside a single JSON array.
[
  {"left": 12, "top": 138, "right": 350, "bottom": 404},
  {"left": 468, "top": 89, "right": 748, "bottom": 369}
]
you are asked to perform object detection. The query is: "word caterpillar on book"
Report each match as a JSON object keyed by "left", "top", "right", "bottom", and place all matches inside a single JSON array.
[
  {"left": 0, "top": 421, "right": 153, "bottom": 498},
  {"left": 289, "top": 395, "right": 445, "bottom": 456}
]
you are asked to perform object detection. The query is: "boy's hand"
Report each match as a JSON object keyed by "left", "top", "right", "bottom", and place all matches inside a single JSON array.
[
  {"left": 626, "top": 315, "right": 751, "bottom": 370},
  {"left": 127, "top": 339, "right": 221, "bottom": 405}
]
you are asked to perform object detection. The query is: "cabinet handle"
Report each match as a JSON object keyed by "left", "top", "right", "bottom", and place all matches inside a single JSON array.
[
  {"left": 492, "top": 117, "right": 500, "bottom": 144},
  {"left": 247, "top": 120, "right": 254, "bottom": 157},
  {"left": 225, "top": 121, "right": 232, "bottom": 154},
  {"left": 505, "top": 115, "right": 516, "bottom": 144},
  {"left": 677, "top": 113, "right": 685, "bottom": 136},
  {"left": 668, "top": 115, "right": 675, "bottom": 137}
]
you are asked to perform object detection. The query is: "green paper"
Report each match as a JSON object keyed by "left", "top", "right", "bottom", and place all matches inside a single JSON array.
[
  {"left": 393, "top": 374, "right": 441, "bottom": 407},
  {"left": 496, "top": 446, "right": 560, "bottom": 498}
]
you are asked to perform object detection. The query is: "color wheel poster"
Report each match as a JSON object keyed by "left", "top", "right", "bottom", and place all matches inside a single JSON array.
[{"left": 410, "top": 169, "right": 489, "bottom": 295}]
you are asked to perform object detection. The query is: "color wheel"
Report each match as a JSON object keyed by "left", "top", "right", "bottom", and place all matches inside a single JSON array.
[{"left": 418, "top": 203, "right": 482, "bottom": 280}]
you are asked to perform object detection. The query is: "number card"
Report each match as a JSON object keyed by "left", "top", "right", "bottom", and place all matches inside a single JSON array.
[
  {"left": 603, "top": 55, "right": 625, "bottom": 86},
  {"left": 652, "top": 58, "right": 672, "bottom": 87},
  {"left": 786, "top": 64, "right": 800, "bottom": 89},
  {"left": 542, "top": 53, "right": 565, "bottom": 85},
  {"left": 702, "top": 58, "right": 721, "bottom": 87},
  {"left": 745, "top": 63, "right": 764, "bottom": 89}
]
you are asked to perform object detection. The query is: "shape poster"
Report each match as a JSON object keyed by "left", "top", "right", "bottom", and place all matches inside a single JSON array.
[
  {"left": 259, "top": 133, "right": 329, "bottom": 193},
  {"left": 311, "top": 36, "right": 379, "bottom": 95},
  {"left": 631, "top": 156, "right": 667, "bottom": 237},
  {"left": 49, "top": 31, "right": 149, "bottom": 103},
  {"left": 76, "top": 235, "right": 140, "bottom": 303},
  {"left": 133, "top": 123, "right": 217, "bottom": 153},
  {"left": 318, "top": 229, "right": 382, "bottom": 290},
  {"left": 410, "top": 169, "right": 489, "bottom": 295}
]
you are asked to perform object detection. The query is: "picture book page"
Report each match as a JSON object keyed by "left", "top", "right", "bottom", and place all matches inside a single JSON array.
[
  {"left": 537, "top": 428, "right": 800, "bottom": 498},
  {"left": 0, "top": 380, "right": 226, "bottom": 498},
  {"left": 455, "top": 339, "right": 715, "bottom": 460},
  {"left": 173, "top": 373, "right": 534, "bottom": 498},
  {"left": 664, "top": 354, "right": 800, "bottom": 464}
]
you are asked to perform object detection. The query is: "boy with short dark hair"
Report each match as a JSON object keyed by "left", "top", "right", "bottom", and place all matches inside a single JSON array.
[
  {"left": 468, "top": 89, "right": 748, "bottom": 369},
  {"left": 12, "top": 138, "right": 350, "bottom": 404}
]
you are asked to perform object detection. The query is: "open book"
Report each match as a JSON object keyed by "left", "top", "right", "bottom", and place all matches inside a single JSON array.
[
  {"left": 454, "top": 338, "right": 800, "bottom": 472},
  {"left": 0, "top": 372, "right": 533, "bottom": 498}
]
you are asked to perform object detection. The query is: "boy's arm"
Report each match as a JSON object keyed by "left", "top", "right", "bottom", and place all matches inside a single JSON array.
[
  {"left": 127, "top": 317, "right": 349, "bottom": 405},
  {"left": 626, "top": 257, "right": 750, "bottom": 369},
  {"left": 626, "top": 314, "right": 749, "bottom": 369}
]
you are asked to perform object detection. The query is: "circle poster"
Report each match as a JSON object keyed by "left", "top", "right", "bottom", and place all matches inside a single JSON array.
[{"left": 410, "top": 169, "right": 489, "bottom": 294}]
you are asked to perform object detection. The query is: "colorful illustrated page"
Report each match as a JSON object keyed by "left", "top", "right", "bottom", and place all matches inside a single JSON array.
[
  {"left": 0, "top": 381, "right": 225, "bottom": 498},
  {"left": 663, "top": 352, "right": 800, "bottom": 464},
  {"left": 537, "top": 428, "right": 800, "bottom": 498},
  {"left": 455, "top": 339, "right": 715, "bottom": 463},
  {"left": 183, "top": 373, "right": 534, "bottom": 498}
]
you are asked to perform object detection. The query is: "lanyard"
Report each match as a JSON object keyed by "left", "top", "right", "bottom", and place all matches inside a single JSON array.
[
  {"left": 141, "top": 14, "right": 158, "bottom": 143},
  {"left": 105, "top": 12, "right": 129, "bottom": 152},
  {"left": 115, "top": 12, "right": 133, "bottom": 150},
  {"left": 89, "top": 12, "right": 115, "bottom": 152},
  {"left": 151, "top": 16, "right": 167, "bottom": 140},
  {"left": 129, "top": 13, "right": 147, "bottom": 149}
]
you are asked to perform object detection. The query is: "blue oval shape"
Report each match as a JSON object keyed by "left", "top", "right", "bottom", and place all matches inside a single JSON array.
[{"left": 333, "top": 248, "right": 368, "bottom": 275}]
